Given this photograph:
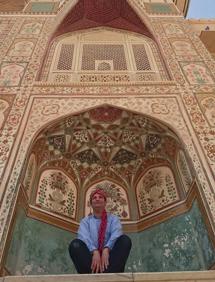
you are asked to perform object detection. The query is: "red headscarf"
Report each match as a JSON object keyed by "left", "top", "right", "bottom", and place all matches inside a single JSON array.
[{"left": 90, "top": 189, "right": 107, "bottom": 254}]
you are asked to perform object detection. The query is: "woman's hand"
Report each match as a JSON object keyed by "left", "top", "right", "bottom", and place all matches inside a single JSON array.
[
  {"left": 91, "top": 250, "right": 101, "bottom": 273},
  {"left": 101, "top": 247, "right": 109, "bottom": 272}
]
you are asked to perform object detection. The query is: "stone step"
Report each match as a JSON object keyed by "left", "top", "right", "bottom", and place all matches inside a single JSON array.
[{"left": 1, "top": 271, "right": 215, "bottom": 282}]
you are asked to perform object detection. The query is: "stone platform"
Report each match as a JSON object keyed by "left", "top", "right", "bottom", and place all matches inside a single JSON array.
[{"left": 1, "top": 271, "right": 215, "bottom": 282}]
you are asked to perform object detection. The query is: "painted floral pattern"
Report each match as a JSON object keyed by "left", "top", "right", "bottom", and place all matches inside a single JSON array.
[{"left": 36, "top": 170, "right": 77, "bottom": 218}]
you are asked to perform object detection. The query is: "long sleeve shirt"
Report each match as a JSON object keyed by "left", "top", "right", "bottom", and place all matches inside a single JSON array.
[{"left": 77, "top": 213, "right": 123, "bottom": 252}]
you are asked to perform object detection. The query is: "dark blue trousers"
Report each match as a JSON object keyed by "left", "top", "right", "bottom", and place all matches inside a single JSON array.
[{"left": 69, "top": 235, "right": 132, "bottom": 273}]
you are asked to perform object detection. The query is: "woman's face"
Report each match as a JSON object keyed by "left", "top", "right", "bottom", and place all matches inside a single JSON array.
[{"left": 91, "top": 193, "right": 106, "bottom": 210}]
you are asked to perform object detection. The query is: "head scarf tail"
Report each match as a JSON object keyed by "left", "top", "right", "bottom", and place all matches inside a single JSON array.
[{"left": 98, "top": 209, "right": 107, "bottom": 254}]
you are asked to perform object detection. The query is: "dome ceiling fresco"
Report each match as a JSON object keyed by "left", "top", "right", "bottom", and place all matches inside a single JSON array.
[{"left": 31, "top": 105, "right": 183, "bottom": 190}]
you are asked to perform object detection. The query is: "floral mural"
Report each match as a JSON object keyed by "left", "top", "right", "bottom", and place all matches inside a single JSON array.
[
  {"left": 36, "top": 170, "right": 77, "bottom": 218},
  {"left": 9, "top": 40, "right": 35, "bottom": 57},
  {"left": 137, "top": 166, "right": 180, "bottom": 217},
  {"left": 182, "top": 63, "right": 214, "bottom": 85},
  {"left": 0, "top": 63, "right": 26, "bottom": 86}
]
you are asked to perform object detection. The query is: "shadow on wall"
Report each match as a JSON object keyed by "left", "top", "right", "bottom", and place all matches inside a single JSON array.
[{"left": 5, "top": 201, "right": 215, "bottom": 275}]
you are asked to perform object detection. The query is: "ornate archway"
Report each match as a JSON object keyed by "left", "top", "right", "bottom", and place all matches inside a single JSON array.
[{"left": 20, "top": 105, "right": 195, "bottom": 228}]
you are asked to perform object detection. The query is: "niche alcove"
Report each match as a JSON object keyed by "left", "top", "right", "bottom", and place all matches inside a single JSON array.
[{"left": 5, "top": 105, "right": 215, "bottom": 275}]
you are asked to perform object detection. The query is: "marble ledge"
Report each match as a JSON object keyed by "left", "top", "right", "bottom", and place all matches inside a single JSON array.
[
  {"left": 133, "top": 271, "right": 215, "bottom": 281},
  {"left": 3, "top": 271, "right": 215, "bottom": 282},
  {"left": 3, "top": 273, "right": 132, "bottom": 282}
]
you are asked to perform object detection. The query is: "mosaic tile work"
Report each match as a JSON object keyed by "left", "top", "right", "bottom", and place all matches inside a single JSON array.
[{"left": 5, "top": 201, "right": 215, "bottom": 274}]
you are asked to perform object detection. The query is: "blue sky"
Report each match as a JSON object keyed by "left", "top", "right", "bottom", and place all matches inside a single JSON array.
[{"left": 187, "top": 0, "right": 215, "bottom": 18}]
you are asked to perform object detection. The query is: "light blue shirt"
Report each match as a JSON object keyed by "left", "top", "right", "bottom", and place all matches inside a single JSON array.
[{"left": 77, "top": 213, "right": 123, "bottom": 252}]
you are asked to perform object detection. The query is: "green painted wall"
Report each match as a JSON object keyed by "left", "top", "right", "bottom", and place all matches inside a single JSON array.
[{"left": 5, "top": 201, "right": 215, "bottom": 275}]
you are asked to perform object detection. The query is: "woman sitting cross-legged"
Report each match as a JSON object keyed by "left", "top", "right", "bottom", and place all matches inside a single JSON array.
[{"left": 69, "top": 188, "right": 132, "bottom": 273}]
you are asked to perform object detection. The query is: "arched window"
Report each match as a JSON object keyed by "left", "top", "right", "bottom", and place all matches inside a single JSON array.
[{"left": 41, "top": 29, "right": 169, "bottom": 83}]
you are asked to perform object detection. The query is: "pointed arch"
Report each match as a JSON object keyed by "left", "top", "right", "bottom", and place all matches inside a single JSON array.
[
  {"left": 18, "top": 104, "right": 197, "bottom": 230},
  {"left": 37, "top": 0, "right": 171, "bottom": 81}
]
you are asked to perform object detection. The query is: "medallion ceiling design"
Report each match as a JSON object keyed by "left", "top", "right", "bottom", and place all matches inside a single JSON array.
[
  {"left": 54, "top": 0, "right": 153, "bottom": 38},
  {"left": 31, "top": 105, "right": 183, "bottom": 190}
]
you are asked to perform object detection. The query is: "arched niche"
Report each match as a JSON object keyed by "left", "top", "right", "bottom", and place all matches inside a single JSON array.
[
  {"left": 35, "top": 169, "right": 77, "bottom": 219},
  {"left": 136, "top": 166, "right": 180, "bottom": 218},
  {"left": 17, "top": 104, "right": 196, "bottom": 230},
  {"left": 5, "top": 104, "right": 215, "bottom": 275},
  {"left": 85, "top": 180, "right": 130, "bottom": 220}
]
